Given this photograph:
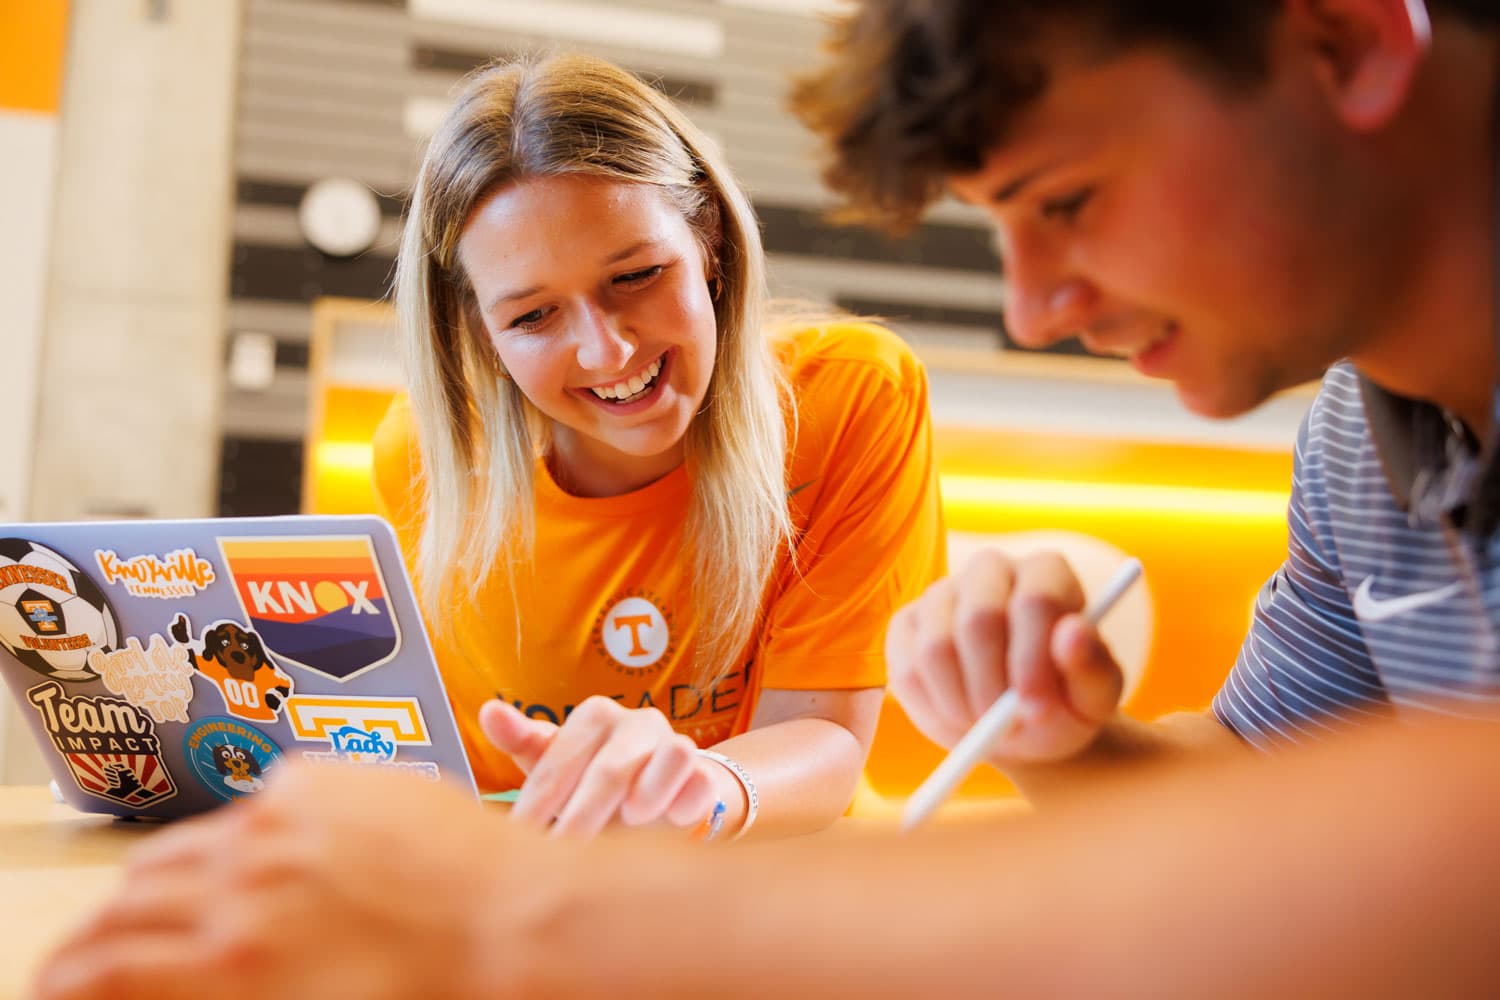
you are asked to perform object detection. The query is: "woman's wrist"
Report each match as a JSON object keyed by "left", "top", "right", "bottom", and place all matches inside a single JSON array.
[{"left": 696, "top": 748, "right": 758, "bottom": 841}]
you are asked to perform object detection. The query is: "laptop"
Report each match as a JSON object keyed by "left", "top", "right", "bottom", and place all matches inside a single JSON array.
[{"left": 0, "top": 514, "right": 478, "bottom": 819}]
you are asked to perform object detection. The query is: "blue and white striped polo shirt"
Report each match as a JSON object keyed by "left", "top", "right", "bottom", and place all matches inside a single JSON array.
[{"left": 1213, "top": 363, "right": 1500, "bottom": 749}]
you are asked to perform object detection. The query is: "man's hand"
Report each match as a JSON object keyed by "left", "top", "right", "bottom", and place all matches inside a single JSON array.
[
  {"left": 30, "top": 764, "right": 531, "bottom": 1000},
  {"left": 886, "top": 548, "right": 1126, "bottom": 765}
]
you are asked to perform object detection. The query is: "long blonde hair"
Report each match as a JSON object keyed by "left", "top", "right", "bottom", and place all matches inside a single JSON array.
[{"left": 395, "top": 52, "right": 792, "bottom": 687}]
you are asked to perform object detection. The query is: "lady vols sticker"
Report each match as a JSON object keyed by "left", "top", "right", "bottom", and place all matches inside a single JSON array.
[{"left": 182, "top": 716, "right": 282, "bottom": 801}]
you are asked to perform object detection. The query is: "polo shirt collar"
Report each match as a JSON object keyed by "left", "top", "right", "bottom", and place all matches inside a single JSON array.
[{"left": 1359, "top": 377, "right": 1500, "bottom": 535}]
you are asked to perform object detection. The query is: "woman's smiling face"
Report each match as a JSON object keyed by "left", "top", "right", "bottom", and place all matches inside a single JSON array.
[{"left": 459, "top": 174, "right": 719, "bottom": 495}]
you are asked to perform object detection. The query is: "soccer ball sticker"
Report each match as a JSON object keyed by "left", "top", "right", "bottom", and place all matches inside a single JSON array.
[{"left": 0, "top": 539, "right": 119, "bottom": 682}]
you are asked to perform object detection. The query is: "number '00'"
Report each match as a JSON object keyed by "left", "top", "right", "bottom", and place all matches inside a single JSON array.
[{"left": 222, "top": 678, "right": 261, "bottom": 709}]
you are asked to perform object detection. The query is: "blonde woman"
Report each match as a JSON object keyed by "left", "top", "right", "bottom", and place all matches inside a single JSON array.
[{"left": 374, "top": 52, "right": 944, "bottom": 839}]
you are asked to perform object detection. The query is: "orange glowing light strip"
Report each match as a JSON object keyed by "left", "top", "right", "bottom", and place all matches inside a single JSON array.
[
  {"left": 314, "top": 445, "right": 1290, "bottom": 523},
  {"left": 940, "top": 475, "right": 1290, "bottom": 522}
]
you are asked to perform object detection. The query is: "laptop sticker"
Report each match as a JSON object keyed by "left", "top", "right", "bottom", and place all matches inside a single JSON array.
[
  {"left": 0, "top": 538, "right": 119, "bottom": 683},
  {"left": 217, "top": 536, "right": 401, "bottom": 682},
  {"left": 86, "top": 632, "right": 197, "bottom": 724},
  {"left": 285, "top": 694, "right": 432, "bottom": 745},
  {"left": 93, "top": 547, "right": 216, "bottom": 600},
  {"left": 287, "top": 694, "right": 440, "bottom": 781},
  {"left": 182, "top": 716, "right": 282, "bottom": 801},
  {"left": 171, "top": 613, "right": 293, "bottom": 724},
  {"left": 26, "top": 681, "right": 179, "bottom": 808}
]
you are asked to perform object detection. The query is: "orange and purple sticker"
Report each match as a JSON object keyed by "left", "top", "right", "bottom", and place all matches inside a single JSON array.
[{"left": 216, "top": 536, "right": 400, "bottom": 682}]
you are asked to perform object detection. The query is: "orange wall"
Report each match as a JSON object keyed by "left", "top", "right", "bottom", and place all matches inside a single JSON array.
[
  {"left": 0, "top": 2, "right": 69, "bottom": 114},
  {"left": 864, "top": 428, "right": 1290, "bottom": 799}
]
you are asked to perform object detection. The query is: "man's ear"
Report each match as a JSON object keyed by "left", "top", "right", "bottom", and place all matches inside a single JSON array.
[{"left": 1288, "top": 0, "right": 1431, "bottom": 131}]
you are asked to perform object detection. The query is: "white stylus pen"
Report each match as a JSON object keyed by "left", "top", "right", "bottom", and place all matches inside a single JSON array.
[{"left": 900, "top": 557, "right": 1144, "bottom": 832}]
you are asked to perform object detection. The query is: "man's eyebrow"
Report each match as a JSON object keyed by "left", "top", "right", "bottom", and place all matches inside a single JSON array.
[{"left": 990, "top": 162, "right": 1058, "bottom": 204}]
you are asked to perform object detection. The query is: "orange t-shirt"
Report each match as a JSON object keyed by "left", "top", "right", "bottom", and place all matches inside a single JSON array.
[
  {"left": 196, "top": 658, "right": 291, "bottom": 724},
  {"left": 373, "top": 321, "right": 945, "bottom": 792}
]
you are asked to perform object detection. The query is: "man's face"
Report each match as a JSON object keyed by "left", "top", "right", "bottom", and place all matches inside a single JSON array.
[{"left": 950, "top": 33, "right": 1384, "bottom": 418}]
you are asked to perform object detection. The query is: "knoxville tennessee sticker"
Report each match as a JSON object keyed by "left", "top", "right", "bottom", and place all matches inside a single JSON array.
[
  {"left": 93, "top": 547, "right": 216, "bottom": 600},
  {"left": 217, "top": 535, "right": 400, "bottom": 682}
]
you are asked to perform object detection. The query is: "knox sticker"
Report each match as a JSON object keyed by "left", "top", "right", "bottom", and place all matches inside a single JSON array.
[
  {"left": 182, "top": 716, "right": 281, "bottom": 800},
  {"left": 217, "top": 536, "right": 400, "bottom": 682},
  {"left": 171, "top": 613, "right": 292, "bottom": 724},
  {"left": 0, "top": 538, "right": 119, "bottom": 683},
  {"left": 26, "top": 681, "right": 177, "bottom": 807},
  {"left": 94, "top": 547, "right": 216, "bottom": 600}
]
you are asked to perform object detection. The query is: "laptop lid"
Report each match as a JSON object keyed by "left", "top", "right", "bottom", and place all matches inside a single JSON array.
[{"left": 0, "top": 514, "right": 477, "bottom": 819}]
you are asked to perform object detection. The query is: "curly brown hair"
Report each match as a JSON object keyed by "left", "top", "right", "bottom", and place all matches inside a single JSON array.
[{"left": 789, "top": 0, "right": 1498, "bottom": 234}]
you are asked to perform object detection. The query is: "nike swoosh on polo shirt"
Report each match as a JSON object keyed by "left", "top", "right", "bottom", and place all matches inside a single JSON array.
[{"left": 1352, "top": 576, "right": 1463, "bottom": 623}]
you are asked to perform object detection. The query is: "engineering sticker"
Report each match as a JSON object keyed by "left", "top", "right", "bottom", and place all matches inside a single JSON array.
[
  {"left": 285, "top": 694, "right": 439, "bottom": 781},
  {"left": 182, "top": 716, "right": 282, "bottom": 801},
  {"left": 217, "top": 535, "right": 401, "bottom": 682},
  {"left": 27, "top": 681, "right": 178, "bottom": 808},
  {"left": 93, "top": 547, "right": 216, "bottom": 600}
]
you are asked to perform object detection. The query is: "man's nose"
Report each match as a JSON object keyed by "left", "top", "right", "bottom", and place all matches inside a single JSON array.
[{"left": 993, "top": 230, "right": 1099, "bottom": 349}]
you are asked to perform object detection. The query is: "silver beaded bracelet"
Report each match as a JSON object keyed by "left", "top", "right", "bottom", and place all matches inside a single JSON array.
[{"left": 695, "top": 748, "right": 759, "bottom": 841}]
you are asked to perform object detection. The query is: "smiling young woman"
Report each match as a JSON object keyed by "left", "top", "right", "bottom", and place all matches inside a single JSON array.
[{"left": 372, "top": 52, "right": 946, "bottom": 839}]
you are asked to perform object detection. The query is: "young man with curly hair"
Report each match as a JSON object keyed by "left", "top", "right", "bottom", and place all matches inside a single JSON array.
[{"left": 794, "top": 0, "right": 1500, "bottom": 799}]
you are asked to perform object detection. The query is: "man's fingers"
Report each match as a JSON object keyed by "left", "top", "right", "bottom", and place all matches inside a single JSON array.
[
  {"left": 889, "top": 664, "right": 964, "bottom": 750},
  {"left": 1006, "top": 551, "right": 1086, "bottom": 704},
  {"left": 33, "top": 935, "right": 206, "bottom": 1000},
  {"left": 952, "top": 550, "right": 1017, "bottom": 718},
  {"left": 1052, "top": 613, "right": 1126, "bottom": 724},
  {"left": 906, "top": 580, "right": 969, "bottom": 731}
]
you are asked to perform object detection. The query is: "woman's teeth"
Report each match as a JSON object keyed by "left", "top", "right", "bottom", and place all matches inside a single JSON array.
[{"left": 591, "top": 357, "right": 663, "bottom": 402}]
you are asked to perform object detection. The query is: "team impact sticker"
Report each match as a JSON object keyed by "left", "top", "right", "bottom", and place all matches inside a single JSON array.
[
  {"left": 217, "top": 536, "right": 401, "bottom": 682},
  {"left": 182, "top": 716, "right": 282, "bottom": 801},
  {"left": 0, "top": 538, "right": 119, "bottom": 683},
  {"left": 27, "top": 681, "right": 178, "bottom": 807}
]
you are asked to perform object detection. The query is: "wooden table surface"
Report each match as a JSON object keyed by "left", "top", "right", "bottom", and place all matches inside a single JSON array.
[
  {"left": 0, "top": 786, "right": 161, "bottom": 1000},
  {"left": 0, "top": 782, "right": 1025, "bottom": 999}
]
